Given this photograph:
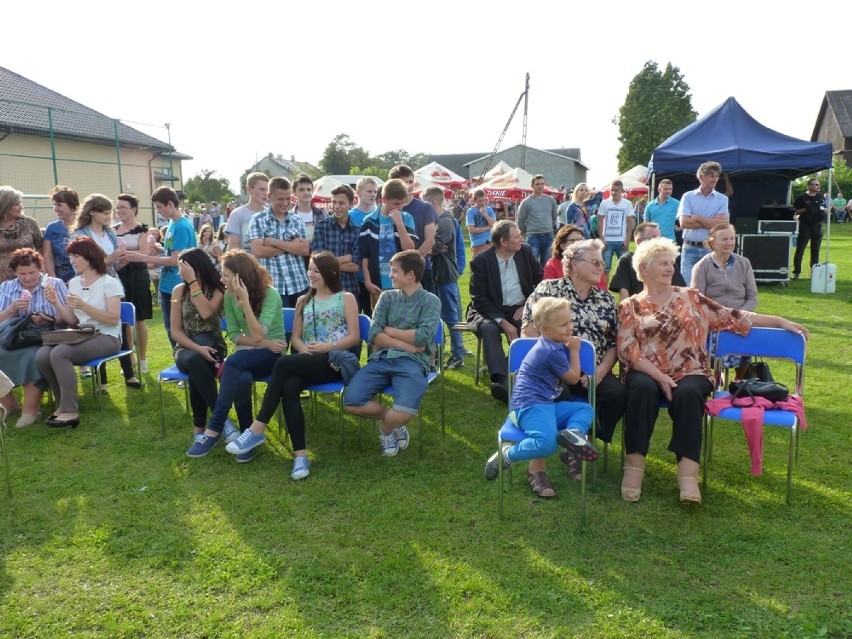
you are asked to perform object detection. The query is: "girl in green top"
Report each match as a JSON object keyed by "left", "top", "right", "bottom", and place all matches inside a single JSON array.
[{"left": 186, "top": 249, "right": 287, "bottom": 460}]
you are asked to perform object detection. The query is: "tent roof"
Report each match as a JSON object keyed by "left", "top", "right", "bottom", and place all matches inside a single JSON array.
[{"left": 649, "top": 97, "right": 831, "bottom": 178}]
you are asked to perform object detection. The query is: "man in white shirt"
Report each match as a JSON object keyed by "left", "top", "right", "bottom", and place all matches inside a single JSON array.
[
  {"left": 226, "top": 172, "right": 269, "bottom": 253},
  {"left": 597, "top": 180, "right": 635, "bottom": 277}
]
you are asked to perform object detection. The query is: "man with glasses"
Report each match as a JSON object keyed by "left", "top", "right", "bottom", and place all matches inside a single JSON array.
[
  {"left": 609, "top": 222, "right": 686, "bottom": 301},
  {"left": 676, "top": 161, "right": 729, "bottom": 283},
  {"left": 792, "top": 178, "right": 826, "bottom": 279}
]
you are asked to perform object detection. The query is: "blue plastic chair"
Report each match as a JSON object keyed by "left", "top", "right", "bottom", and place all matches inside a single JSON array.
[
  {"left": 81, "top": 302, "right": 141, "bottom": 411},
  {"left": 496, "top": 337, "right": 597, "bottom": 526},
  {"left": 703, "top": 327, "right": 807, "bottom": 504},
  {"left": 305, "top": 314, "right": 371, "bottom": 450}
]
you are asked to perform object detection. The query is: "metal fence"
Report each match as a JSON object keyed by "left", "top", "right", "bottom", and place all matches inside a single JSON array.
[{"left": 0, "top": 98, "right": 177, "bottom": 227}]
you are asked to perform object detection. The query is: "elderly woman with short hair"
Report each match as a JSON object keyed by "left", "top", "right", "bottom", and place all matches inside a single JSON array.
[
  {"left": 618, "top": 237, "right": 808, "bottom": 505},
  {"left": 520, "top": 238, "right": 627, "bottom": 497},
  {"left": 0, "top": 186, "right": 43, "bottom": 283}
]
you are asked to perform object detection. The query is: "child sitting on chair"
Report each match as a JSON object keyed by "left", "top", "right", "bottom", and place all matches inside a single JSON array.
[{"left": 484, "top": 297, "right": 598, "bottom": 499}]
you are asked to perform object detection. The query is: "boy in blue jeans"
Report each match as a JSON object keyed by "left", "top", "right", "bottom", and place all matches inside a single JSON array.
[{"left": 484, "top": 297, "right": 598, "bottom": 498}]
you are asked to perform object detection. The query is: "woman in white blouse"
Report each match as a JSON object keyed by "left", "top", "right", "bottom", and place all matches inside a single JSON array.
[{"left": 36, "top": 237, "right": 123, "bottom": 428}]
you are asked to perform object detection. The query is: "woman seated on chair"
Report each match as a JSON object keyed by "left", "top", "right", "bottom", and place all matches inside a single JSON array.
[
  {"left": 0, "top": 248, "right": 77, "bottom": 428},
  {"left": 225, "top": 251, "right": 360, "bottom": 480},
  {"left": 36, "top": 236, "right": 123, "bottom": 428},
  {"left": 617, "top": 237, "right": 808, "bottom": 505},
  {"left": 169, "top": 248, "right": 225, "bottom": 444},
  {"left": 185, "top": 249, "right": 286, "bottom": 460},
  {"left": 690, "top": 222, "right": 758, "bottom": 378}
]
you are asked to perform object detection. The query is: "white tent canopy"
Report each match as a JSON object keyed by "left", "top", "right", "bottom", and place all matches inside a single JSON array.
[{"left": 413, "top": 161, "right": 467, "bottom": 187}]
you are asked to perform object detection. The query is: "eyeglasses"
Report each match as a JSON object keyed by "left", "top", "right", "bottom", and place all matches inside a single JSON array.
[{"left": 575, "top": 258, "right": 605, "bottom": 268}]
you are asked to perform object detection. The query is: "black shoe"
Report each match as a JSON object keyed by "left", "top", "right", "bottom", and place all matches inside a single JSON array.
[
  {"left": 490, "top": 382, "right": 509, "bottom": 403},
  {"left": 557, "top": 429, "right": 600, "bottom": 461},
  {"left": 46, "top": 416, "right": 80, "bottom": 428},
  {"left": 445, "top": 355, "right": 464, "bottom": 370},
  {"left": 125, "top": 377, "right": 142, "bottom": 388}
]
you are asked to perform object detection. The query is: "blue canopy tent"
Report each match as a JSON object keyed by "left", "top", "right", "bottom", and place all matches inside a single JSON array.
[{"left": 648, "top": 97, "right": 832, "bottom": 230}]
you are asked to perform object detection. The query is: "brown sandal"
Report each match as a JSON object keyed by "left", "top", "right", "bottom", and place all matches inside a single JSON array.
[
  {"left": 559, "top": 450, "right": 583, "bottom": 482},
  {"left": 527, "top": 470, "right": 557, "bottom": 498}
]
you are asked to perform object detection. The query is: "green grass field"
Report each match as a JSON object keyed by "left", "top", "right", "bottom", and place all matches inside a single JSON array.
[{"left": 0, "top": 226, "right": 849, "bottom": 638}]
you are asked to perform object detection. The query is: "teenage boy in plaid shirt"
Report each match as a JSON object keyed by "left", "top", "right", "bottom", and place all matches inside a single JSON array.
[
  {"left": 312, "top": 184, "right": 361, "bottom": 301},
  {"left": 247, "top": 176, "right": 310, "bottom": 307}
]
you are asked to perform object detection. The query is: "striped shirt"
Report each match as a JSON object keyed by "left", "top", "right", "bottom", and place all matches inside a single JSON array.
[
  {"left": 247, "top": 210, "right": 310, "bottom": 297},
  {"left": 0, "top": 275, "right": 69, "bottom": 319}
]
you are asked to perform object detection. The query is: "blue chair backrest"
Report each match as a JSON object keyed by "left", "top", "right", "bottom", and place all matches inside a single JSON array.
[
  {"left": 283, "top": 307, "right": 295, "bottom": 333},
  {"left": 434, "top": 320, "right": 444, "bottom": 345},
  {"left": 509, "top": 337, "right": 596, "bottom": 375},
  {"left": 715, "top": 327, "right": 805, "bottom": 365},
  {"left": 120, "top": 301, "right": 136, "bottom": 326},
  {"left": 358, "top": 314, "right": 371, "bottom": 342}
]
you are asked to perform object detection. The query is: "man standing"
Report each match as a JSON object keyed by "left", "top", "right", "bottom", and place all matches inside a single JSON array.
[
  {"left": 517, "top": 174, "right": 557, "bottom": 268},
  {"left": 644, "top": 179, "right": 680, "bottom": 241},
  {"left": 677, "top": 161, "right": 729, "bottom": 283},
  {"left": 291, "top": 174, "right": 328, "bottom": 243},
  {"left": 467, "top": 220, "right": 543, "bottom": 403},
  {"left": 388, "top": 164, "right": 438, "bottom": 294},
  {"left": 350, "top": 177, "right": 380, "bottom": 314},
  {"left": 210, "top": 201, "right": 221, "bottom": 232},
  {"left": 247, "top": 176, "right": 310, "bottom": 307},
  {"left": 792, "top": 177, "right": 826, "bottom": 279},
  {"left": 227, "top": 172, "right": 269, "bottom": 253},
  {"left": 312, "top": 184, "right": 361, "bottom": 300},
  {"left": 597, "top": 180, "right": 635, "bottom": 277},
  {"left": 123, "top": 186, "right": 196, "bottom": 346}
]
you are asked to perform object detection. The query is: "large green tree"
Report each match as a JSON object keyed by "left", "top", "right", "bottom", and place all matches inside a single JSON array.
[
  {"left": 614, "top": 61, "right": 697, "bottom": 172},
  {"left": 792, "top": 156, "right": 852, "bottom": 201},
  {"left": 183, "top": 169, "right": 235, "bottom": 205},
  {"left": 318, "top": 134, "right": 371, "bottom": 175}
]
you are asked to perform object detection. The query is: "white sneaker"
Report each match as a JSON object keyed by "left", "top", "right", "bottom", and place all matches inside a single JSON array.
[{"left": 139, "top": 360, "right": 148, "bottom": 374}]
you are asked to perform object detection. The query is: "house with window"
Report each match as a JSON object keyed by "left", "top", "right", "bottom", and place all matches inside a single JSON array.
[
  {"left": 0, "top": 66, "right": 190, "bottom": 226},
  {"left": 811, "top": 90, "right": 852, "bottom": 166},
  {"left": 239, "top": 153, "right": 320, "bottom": 199}
]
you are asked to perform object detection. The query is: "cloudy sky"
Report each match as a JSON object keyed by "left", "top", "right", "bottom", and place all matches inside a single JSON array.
[{"left": 2, "top": 0, "right": 841, "bottom": 191}]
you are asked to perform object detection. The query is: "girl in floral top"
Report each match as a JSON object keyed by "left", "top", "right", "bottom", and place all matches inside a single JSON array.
[
  {"left": 225, "top": 251, "right": 360, "bottom": 480},
  {"left": 617, "top": 237, "right": 809, "bottom": 506}
]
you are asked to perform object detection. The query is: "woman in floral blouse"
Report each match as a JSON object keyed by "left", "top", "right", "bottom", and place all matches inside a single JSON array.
[
  {"left": 0, "top": 186, "right": 43, "bottom": 282},
  {"left": 617, "top": 237, "right": 808, "bottom": 505},
  {"left": 520, "top": 238, "right": 627, "bottom": 496}
]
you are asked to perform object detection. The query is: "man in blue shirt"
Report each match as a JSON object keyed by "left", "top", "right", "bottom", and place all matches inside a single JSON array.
[
  {"left": 389, "top": 164, "right": 438, "bottom": 294},
  {"left": 677, "top": 161, "right": 729, "bottom": 283},
  {"left": 644, "top": 179, "right": 680, "bottom": 241}
]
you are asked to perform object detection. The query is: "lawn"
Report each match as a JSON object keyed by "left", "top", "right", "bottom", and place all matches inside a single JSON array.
[{"left": 0, "top": 227, "right": 849, "bottom": 638}]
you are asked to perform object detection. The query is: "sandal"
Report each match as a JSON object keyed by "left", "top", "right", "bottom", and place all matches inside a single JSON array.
[
  {"left": 678, "top": 476, "right": 702, "bottom": 505},
  {"left": 527, "top": 470, "right": 557, "bottom": 499},
  {"left": 621, "top": 466, "right": 645, "bottom": 502},
  {"left": 559, "top": 450, "right": 583, "bottom": 482}
]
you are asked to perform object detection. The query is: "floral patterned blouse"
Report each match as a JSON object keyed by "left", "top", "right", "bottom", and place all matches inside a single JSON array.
[
  {"left": 617, "top": 287, "right": 752, "bottom": 382},
  {"left": 0, "top": 216, "right": 43, "bottom": 282},
  {"left": 521, "top": 277, "right": 618, "bottom": 366},
  {"left": 301, "top": 292, "right": 348, "bottom": 345}
]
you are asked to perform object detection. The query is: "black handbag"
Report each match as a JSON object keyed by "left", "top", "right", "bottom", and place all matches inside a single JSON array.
[
  {"left": 0, "top": 314, "right": 55, "bottom": 350},
  {"left": 729, "top": 378, "right": 789, "bottom": 404},
  {"left": 740, "top": 361, "right": 774, "bottom": 382}
]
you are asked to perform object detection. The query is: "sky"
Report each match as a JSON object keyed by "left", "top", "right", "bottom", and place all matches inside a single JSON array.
[{"left": 2, "top": 0, "right": 843, "bottom": 193}]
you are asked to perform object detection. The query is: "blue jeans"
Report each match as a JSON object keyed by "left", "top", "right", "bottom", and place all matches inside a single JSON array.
[
  {"left": 344, "top": 354, "right": 427, "bottom": 415},
  {"left": 437, "top": 282, "right": 464, "bottom": 360},
  {"left": 680, "top": 244, "right": 710, "bottom": 284},
  {"left": 602, "top": 241, "right": 627, "bottom": 273},
  {"left": 525, "top": 232, "right": 553, "bottom": 268},
  {"left": 208, "top": 348, "right": 280, "bottom": 433},
  {"left": 506, "top": 401, "right": 595, "bottom": 462},
  {"left": 160, "top": 290, "right": 175, "bottom": 348}
]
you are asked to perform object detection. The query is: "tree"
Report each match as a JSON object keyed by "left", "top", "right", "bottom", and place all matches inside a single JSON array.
[
  {"left": 792, "top": 156, "right": 852, "bottom": 201},
  {"left": 614, "top": 61, "right": 697, "bottom": 173},
  {"left": 183, "top": 169, "right": 235, "bottom": 205},
  {"left": 319, "top": 133, "right": 370, "bottom": 175}
]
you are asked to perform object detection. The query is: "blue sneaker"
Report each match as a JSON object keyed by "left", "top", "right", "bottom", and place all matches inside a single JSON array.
[
  {"left": 222, "top": 418, "right": 239, "bottom": 444},
  {"left": 186, "top": 434, "right": 220, "bottom": 458},
  {"left": 235, "top": 448, "right": 256, "bottom": 463},
  {"left": 393, "top": 425, "right": 410, "bottom": 451},
  {"left": 379, "top": 430, "right": 399, "bottom": 457},
  {"left": 291, "top": 455, "right": 310, "bottom": 480},
  {"left": 226, "top": 428, "right": 266, "bottom": 454}
]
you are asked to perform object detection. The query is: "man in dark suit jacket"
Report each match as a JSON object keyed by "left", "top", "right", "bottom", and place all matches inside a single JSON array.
[{"left": 467, "top": 220, "right": 544, "bottom": 402}]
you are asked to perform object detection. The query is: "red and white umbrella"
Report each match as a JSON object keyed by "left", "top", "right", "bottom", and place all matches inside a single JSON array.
[
  {"left": 471, "top": 167, "right": 558, "bottom": 200},
  {"left": 311, "top": 176, "right": 346, "bottom": 210},
  {"left": 414, "top": 161, "right": 468, "bottom": 188},
  {"left": 478, "top": 160, "right": 514, "bottom": 183},
  {"left": 411, "top": 175, "right": 454, "bottom": 200}
]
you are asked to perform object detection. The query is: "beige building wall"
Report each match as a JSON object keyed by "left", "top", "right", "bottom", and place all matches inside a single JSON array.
[{"left": 0, "top": 133, "right": 182, "bottom": 227}]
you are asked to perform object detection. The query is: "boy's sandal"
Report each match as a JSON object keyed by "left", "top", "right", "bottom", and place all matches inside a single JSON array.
[
  {"left": 527, "top": 470, "right": 557, "bottom": 499},
  {"left": 559, "top": 450, "right": 583, "bottom": 482}
]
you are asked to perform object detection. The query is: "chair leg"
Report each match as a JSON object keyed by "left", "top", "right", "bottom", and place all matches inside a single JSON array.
[
  {"left": 579, "top": 460, "right": 588, "bottom": 530},
  {"left": 158, "top": 380, "right": 167, "bottom": 438},
  {"left": 474, "top": 336, "right": 482, "bottom": 386},
  {"left": 786, "top": 424, "right": 796, "bottom": 506},
  {"left": 497, "top": 435, "right": 504, "bottom": 519},
  {"left": 338, "top": 391, "right": 345, "bottom": 452},
  {"left": 0, "top": 408, "right": 11, "bottom": 498}
]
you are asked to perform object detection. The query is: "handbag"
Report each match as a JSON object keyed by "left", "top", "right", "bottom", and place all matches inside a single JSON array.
[
  {"left": 729, "top": 378, "right": 789, "bottom": 404},
  {"left": 0, "top": 314, "right": 55, "bottom": 350},
  {"left": 740, "top": 361, "right": 774, "bottom": 382},
  {"left": 42, "top": 324, "right": 101, "bottom": 345}
]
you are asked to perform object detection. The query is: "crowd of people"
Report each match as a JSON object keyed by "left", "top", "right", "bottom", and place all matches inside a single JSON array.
[{"left": 0, "top": 160, "right": 812, "bottom": 503}]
